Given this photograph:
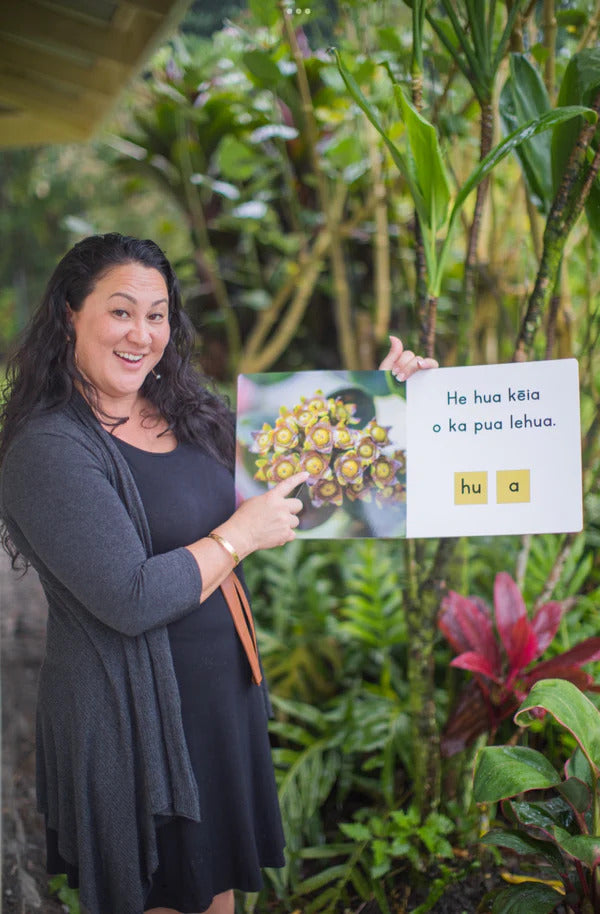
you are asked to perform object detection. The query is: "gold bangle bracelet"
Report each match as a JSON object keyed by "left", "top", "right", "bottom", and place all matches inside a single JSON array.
[{"left": 208, "top": 531, "right": 240, "bottom": 566}]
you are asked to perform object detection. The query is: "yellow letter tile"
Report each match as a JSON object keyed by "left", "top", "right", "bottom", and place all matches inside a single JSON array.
[
  {"left": 497, "top": 469, "right": 530, "bottom": 504},
  {"left": 454, "top": 471, "right": 488, "bottom": 505}
]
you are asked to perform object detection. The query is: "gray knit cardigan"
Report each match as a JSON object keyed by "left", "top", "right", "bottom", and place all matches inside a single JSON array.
[{"left": 0, "top": 394, "right": 209, "bottom": 914}]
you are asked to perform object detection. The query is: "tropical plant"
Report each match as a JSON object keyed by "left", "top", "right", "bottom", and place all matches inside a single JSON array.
[
  {"left": 290, "top": 804, "right": 457, "bottom": 914},
  {"left": 334, "top": 50, "right": 596, "bottom": 356},
  {"left": 243, "top": 541, "right": 344, "bottom": 702},
  {"left": 439, "top": 572, "right": 600, "bottom": 755},
  {"left": 474, "top": 678, "right": 600, "bottom": 913},
  {"left": 333, "top": 36, "right": 597, "bottom": 814},
  {"left": 424, "top": 0, "right": 529, "bottom": 321}
]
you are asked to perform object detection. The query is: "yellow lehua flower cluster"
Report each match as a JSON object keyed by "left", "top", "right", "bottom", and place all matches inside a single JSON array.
[{"left": 250, "top": 390, "right": 406, "bottom": 510}]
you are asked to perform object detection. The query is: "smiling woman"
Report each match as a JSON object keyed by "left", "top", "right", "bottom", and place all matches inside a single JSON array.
[
  {"left": 0, "top": 234, "right": 308, "bottom": 914},
  {"left": 0, "top": 233, "right": 434, "bottom": 914},
  {"left": 67, "top": 263, "right": 175, "bottom": 450}
]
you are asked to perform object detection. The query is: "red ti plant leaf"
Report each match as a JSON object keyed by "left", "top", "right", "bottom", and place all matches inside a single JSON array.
[
  {"left": 439, "top": 591, "right": 502, "bottom": 675},
  {"left": 451, "top": 651, "right": 502, "bottom": 681},
  {"left": 505, "top": 615, "right": 539, "bottom": 685},
  {"left": 494, "top": 571, "right": 527, "bottom": 657},
  {"left": 438, "top": 593, "right": 473, "bottom": 654},
  {"left": 526, "top": 637, "right": 600, "bottom": 683},
  {"left": 438, "top": 574, "right": 600, "bottom": 756},
  {"left": 530, "top": 601, "right": 565, "bottom": 654}
]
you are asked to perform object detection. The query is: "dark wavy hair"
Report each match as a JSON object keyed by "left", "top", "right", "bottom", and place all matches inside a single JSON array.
[{"left": 1, "top": 233, "right": 235, "bottom": 564}]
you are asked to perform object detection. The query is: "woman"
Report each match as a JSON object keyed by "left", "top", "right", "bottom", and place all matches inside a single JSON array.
[{"left": 0, "top": 233, "right": 435, "bottom": 914}]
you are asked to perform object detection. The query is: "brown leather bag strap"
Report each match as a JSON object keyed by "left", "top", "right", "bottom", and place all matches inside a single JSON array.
[{"left": 220, "top": 571, "right": 263, "bottom": 685}]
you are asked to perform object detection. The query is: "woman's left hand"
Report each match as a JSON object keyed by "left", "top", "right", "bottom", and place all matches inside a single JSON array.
[{"left": 379, "top": 335, "right": 438, "bottom": 380}]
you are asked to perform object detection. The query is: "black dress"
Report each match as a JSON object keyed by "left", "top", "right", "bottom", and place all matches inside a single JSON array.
[{"left": 47, "top": 438, "right": 285, "bottom": 913}]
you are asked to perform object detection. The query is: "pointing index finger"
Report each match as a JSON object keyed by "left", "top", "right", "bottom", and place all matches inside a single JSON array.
[{"left": 275, "top": 471, "right": 310, "bottom": 497}]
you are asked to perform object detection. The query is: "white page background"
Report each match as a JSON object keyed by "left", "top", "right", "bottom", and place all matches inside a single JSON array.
[{"left": 406, "top": 359, "right": 582, "bottom": 538}]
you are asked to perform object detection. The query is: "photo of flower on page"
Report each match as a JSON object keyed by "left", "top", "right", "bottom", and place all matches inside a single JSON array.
[{"left": 236, "top": 370, "right": 408, "bottom": 539}]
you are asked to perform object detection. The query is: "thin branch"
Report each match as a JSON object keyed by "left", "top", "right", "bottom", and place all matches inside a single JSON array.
[
  {"left": 177, "top": 118, "right": 240, "bottom": 366},
  {"left": 239, "top": 184, "right": 348, "bottom": 372},
  {"left": 365, "top": 122, "right": 392, "bottom": 343},
  {"left": 535, "top": 533, "right": 577, "bottom": 608},
  {"left": 516, "top": 535, "right": 531, "bottom": 591},
  {"left": 239, "top": 224, "right": 333, "bottom": 373},
  {"left": 577, "top": 0, "right": 600, "bottom": 51},
  {"left": 280, "top": 4, "right": 357, "bottom": 367}
]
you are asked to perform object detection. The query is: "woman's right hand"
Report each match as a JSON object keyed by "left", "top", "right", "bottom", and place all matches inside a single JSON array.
[{"left": 218, "top": 471, "right": 309, "bottom": 560}]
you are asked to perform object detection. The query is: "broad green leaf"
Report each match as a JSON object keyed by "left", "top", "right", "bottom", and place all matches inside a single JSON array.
[
  {"left": 242, "top": 49, "right": 282, "bottom": 87},
  {"left": 376, "top": 26, "right": 406, "bottom": 56},
  {"left": 452, "top": 106, "right": 596, "bottom": 216},
  {"left": 333, "top": 49, "right": 433, "bottom": 278},
  {"left": 553, "top": 827, "right": 600, "bottom": 868},
  {"left": 217, "top": 136, "right": 260, "bottom": 182},
  {"left": 339, "top": 822, "right": 372, "bottom": 841},
  {"left": 556, "top": 10, "right": 588, "bottom": 28},
  {"left": 553, "top": 47, "right": 600, "bottom": 238},
  {"left": 491, "top": 883, "right": 563, "bottom": 914},
  {"left": 323, "top": 134, "right": 365, "bottom": 171},
  {"left": 473, "top": 746, "right": 561, "bottom": 803},
  {"left": 566, "top": 747, "right": 594, "bottom": 789},
  {"left": 500, "top": 54, "right": 553, "bottom": 212},
  {"left": 394, "top": 86, "right": 451, "bottom": 233},
  {"left": 480, "top": 829, "right": 564, "bottom": 872},
  {"left": 248, "top": 0, "right": 278, "bottom": 28},
  {"left": 510, "top": 797, "right": 575, "bottom": 833},
  {"left": 552, "top": 48, "right": 600, "bottom": 192},
  {"left": 436, "top": 104, "right": 597, "bottom": 295},
  {"left": 557, "top": 776, "right": 591, "bottom": 814},
  {"left": 474, "top": 746, "right": 561, "bottom": 803},
  {"left": 515, "top": 679, "right": 600, "bottom": 774}
]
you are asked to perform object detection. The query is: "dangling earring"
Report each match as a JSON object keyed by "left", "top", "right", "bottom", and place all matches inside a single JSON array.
[{"left": 151, "top": 368, "right": 161, "bottom": 380}]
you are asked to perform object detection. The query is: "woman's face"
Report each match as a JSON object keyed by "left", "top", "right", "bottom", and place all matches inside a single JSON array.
[{"left": 69, "top": 262, "right": 171, "bottom": 406}]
